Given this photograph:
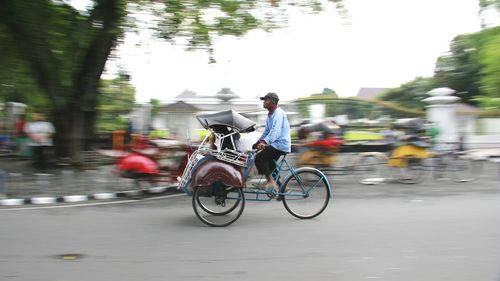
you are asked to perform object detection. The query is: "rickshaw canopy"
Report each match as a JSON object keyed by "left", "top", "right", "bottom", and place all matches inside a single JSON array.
[
  {"left": 393, "top": 118, "right": 424, "bottom": 131},
  {"left": 304, "top": 121, "right": 339, "bottom": 134},
  {"left": 196, "top": 110, "right": 256, "bottom": 133}
]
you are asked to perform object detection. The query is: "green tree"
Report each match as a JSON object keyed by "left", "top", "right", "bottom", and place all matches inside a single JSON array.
[
  {"left": 0, "top": 25, "right": 47, "bottom": 107},
  {"left": 379, "top": 77, "right": 436, "bottom": 110},
  {"left": 480, "top": 0, "right": 500, "bottom": 10},
  {"left": 149, "top": 98, "right": 161, "bottom": 120},
  {"left": 97, "top": 73, "right": 136, "bottom": 132},
  {"left": 294, "top": 95, "right": 422, "bottom": 122},
  {"left": 477, "top": 28, "right": 500, "bottom": 110},
  {"left": 381, "top": 26, "right": 500, "bottom": 112},
  {"left": 429, "top": 27, "right": 500, "bottom": 110},
  {"left": 480, "top": 0, "right": 500, "bottom": 27},
  {"left": 433, "top": 35, "right": 482, "bottom": 105},
  {"left": 0, "top": 0, "right": 127, "bottom": 162},
  {"left": 0, "top": 0, "right": 345, "bottom": 163}
]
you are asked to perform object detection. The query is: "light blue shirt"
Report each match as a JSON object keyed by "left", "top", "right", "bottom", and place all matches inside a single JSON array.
[{"left": 260, "top": 107, "right": 291, "bottom": 153}]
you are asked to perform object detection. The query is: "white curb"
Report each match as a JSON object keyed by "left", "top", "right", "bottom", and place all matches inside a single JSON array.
[
  {"left": 360, "top": 178, "right": 385, "bottom": 185},
  {"left": 1, "top": 198, "right": 25, "bottom": 206},
  {"left": 63, "top": 195, "right": 89, "bottom": 203},
  {"left": 31, "top": 197, "right": 57, "bottom": 204},
  {"left": 93, "top": 193, "right": 117, "bottom": 200},
  {"left": 149, "top": 186, "right": 168, "bottom": 193}
]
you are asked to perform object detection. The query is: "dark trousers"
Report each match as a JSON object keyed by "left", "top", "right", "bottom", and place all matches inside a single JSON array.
[
  {"left": 32, "top": 146, "right": 48, "bottom": 170},
  {"left": 255, "top": 146, "right": 286, "bottom": 177}
]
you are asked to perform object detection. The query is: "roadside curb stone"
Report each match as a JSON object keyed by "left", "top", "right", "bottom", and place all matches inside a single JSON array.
[
  {"left": 0, "top": 186, "right": 180, "bottom": 207},
  {"left": 0, "top": 157, "right": 182, "bottom": 207}
]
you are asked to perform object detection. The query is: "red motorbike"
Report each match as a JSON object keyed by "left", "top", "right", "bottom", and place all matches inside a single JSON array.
[{"left": 103, "top": 137, "right": 190, "bottom": 191}]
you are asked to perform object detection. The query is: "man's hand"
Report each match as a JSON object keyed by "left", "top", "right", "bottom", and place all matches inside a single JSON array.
[
  {"left": 257, "top": 143, "right": 266, "bottom": 150},
  {"left": 252, "top": 142, "right": 259, "bottom": 150}
]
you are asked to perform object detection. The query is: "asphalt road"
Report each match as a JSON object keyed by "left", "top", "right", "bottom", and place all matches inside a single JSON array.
[{"left": 1, "top": 178, "right": 500, "bottom": 281}]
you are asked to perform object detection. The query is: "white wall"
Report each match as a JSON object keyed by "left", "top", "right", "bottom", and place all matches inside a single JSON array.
[
  {"left": 477, "top": 118, "right": 500, "bottom": 134},
  {"left": 308, "top": 104, "right": 325, "bottom": 124},
  {"left": 162, "top": 113, "right": 204, "bottom": 142},
  {"left": 131, "top": 104, "right": 151, "bottom": 134},
  {"left": 467, "top": 134, "right": 500, "bottom": 149},
  {"left": 152, "top": 113, "right": 168, "bottom": 130}
]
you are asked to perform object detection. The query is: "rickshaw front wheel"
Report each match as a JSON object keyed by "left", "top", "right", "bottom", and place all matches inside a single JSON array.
[
  {"left": 282, "top": 168, "right": 330, "bottom": 219},
  {"left": 192, "top": 183, "right": 245, "bottom": 227}
]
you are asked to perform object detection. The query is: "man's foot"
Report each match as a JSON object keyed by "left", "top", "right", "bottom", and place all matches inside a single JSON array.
[{"left": 258, "top": 181, "right": 278, "bottom": 193}]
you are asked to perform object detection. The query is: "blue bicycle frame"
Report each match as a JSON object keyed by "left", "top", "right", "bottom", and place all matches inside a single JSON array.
[{"left": 242, "top": 151, "right": 332, "bottom": 202}]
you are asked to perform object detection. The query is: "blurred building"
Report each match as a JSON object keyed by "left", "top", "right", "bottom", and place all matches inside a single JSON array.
[{"left": 133, "top": 88, "right": 298, "bottom": 141}]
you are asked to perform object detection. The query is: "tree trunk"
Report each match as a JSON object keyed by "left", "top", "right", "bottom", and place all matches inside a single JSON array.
[
  {"left": 53, "top": 106, "right": 85, "bottom": 164},
  {"left": 84, "top": 110, "right": 97, "bottom": 151}
]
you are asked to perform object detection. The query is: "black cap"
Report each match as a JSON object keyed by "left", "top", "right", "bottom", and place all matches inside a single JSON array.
[{"left": 260, "top": 92, "right": 279, "bottom": 103}]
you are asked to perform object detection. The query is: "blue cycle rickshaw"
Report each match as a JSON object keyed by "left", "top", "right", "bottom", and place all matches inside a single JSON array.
[{"left": 178, "top": 110, "right": 332, "bottom": 227}]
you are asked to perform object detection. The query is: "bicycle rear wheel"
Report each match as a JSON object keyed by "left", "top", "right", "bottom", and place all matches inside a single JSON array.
[
  {"left": 192, "top": 184, "right": 245, "bottom": 227},
  {"left": 445, "top": 155, "right": 475, "bottom": 182},
  {"left": 351, "top": 154, "right": 386, "bottom": 184},
  {"left": 282, "top": 168, "right": 330, "bottom": 219},
  {"left": 395, "top": 155, "right": 425, "bottom": 184}
]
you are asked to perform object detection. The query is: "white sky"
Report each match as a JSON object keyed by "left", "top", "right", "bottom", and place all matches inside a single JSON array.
[{"left": 109, "top": 0, "right": 483, "bottom": 103}]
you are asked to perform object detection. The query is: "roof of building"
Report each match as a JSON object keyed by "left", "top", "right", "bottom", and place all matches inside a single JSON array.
[
  {"left": 162, "top": 101, "right": 200, "bottom": 112},
  {"left": 215, "top": 88, "right": 240, "bottom": 101},
  {"left": 175, "top": 88, "right": 242, "bottom": 101},
  {"left": 175, "top": 90, "right": 198, "bottom": 99}
]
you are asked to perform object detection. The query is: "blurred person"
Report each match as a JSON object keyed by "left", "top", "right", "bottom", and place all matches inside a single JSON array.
[
  {"left": 325, "top": 118, "right": 344, "bottom": 139},
  {"left": 305, "top": 130, "right": 343, "bottom": 150},
  {"left": 208, "top": 125, "right": 243, "bottom": 153},
  {"left": 297, "top": 120, "right": 310, "bottom": 141},
  {"left": 336, "top": 125, "right": 345, "bottom": 139},
  {"left": 379, "top": 124, "right": 399, "bottom": 156},
  {"left": 15, "top": 114, "right": 26, "bottom": 137},
  {"left": 125, "top": 120, "right": 133, "bottom": 145},
  {"left": 252, "top": 92, "right": 291, "bottom": 192},
  {"left": 425, "top": 121, "right": 440, "bottom": 151},
  {"left": 0, "top": 169, "right": 6, "bottom": 198},
  {"left": 0, "top": 124, "right": 10, "bottom": 154},
  {"left": 233, "top": 132, "right": 243, "bottom": 153},
  {"left": 458, "top": 133, "right": 465, "bottom": 152},
  {"left": 296, "top": 130, "right": 343, "bottom": 167},
  {"left": 295, "top": 120, "right": 309, "bottom": 153},
  {"left": 14, "top": 114, "right": 29, "bottom": 156},
  {"left": 380, "top": 124, "right": 397, "bottom": 146},
  {"left": 25, "top": 112, "right": 55, "bottom": 171}
]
